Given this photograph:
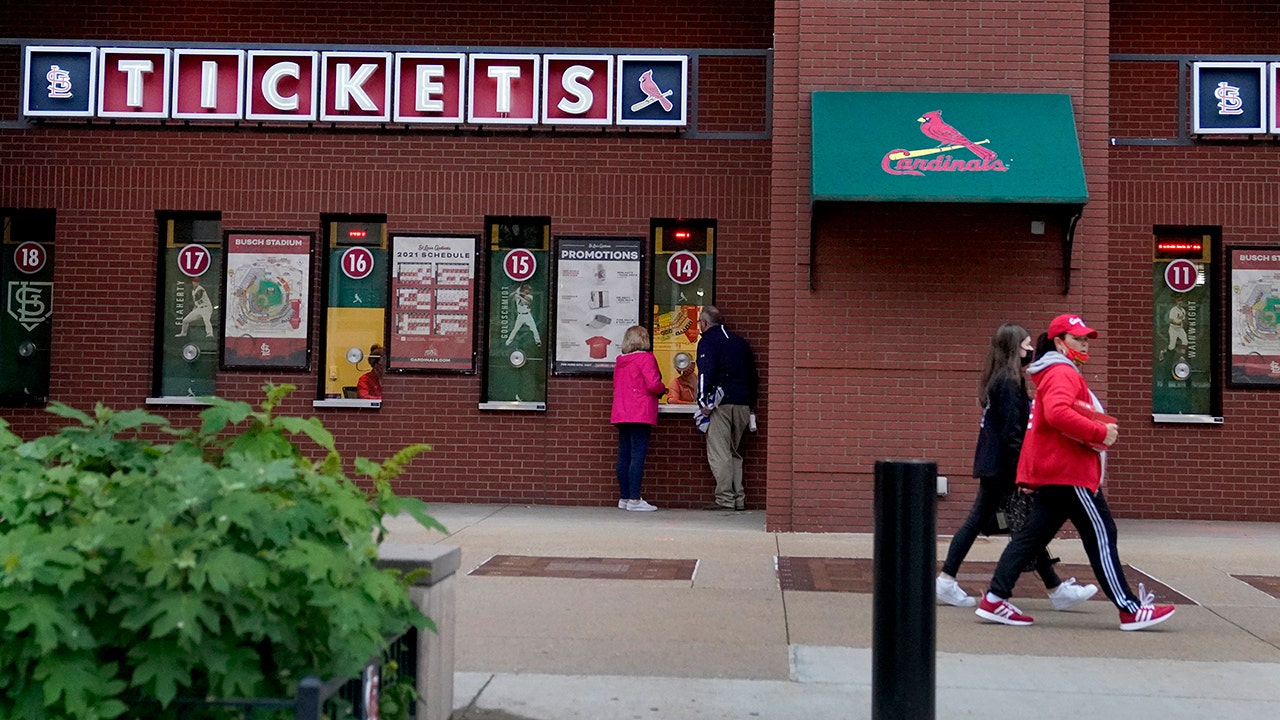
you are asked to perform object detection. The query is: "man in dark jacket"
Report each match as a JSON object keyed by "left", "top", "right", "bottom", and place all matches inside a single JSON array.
[{"left": 696, "top": 306, "right": 758, "bottom": 510}]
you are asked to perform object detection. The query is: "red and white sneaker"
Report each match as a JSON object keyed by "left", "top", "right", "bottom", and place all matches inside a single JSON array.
[
  {"left": 1119, "top": 583, "right": 1175, "bottom": 631},
  {"left": 975, "top": 595, "right": 1034, "bottom": 626}
]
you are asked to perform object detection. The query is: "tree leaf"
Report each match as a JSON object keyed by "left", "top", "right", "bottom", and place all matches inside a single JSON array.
[{"left": 130, "top": 640, "right": 193, "bottom": 706}]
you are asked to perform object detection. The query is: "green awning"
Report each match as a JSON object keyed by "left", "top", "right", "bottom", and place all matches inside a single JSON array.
[{"left": 811, "top": 92, "right": 1088, "bottom": 204}]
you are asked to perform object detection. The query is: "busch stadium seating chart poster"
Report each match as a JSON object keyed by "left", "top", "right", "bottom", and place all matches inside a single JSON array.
[
  {"left": 389, "top": 234, "right": 477, "bottom": 371},
  {"left": 481, "top": 217, "right": 550, "bottom": 410},
  {"left": 552, "top": 236, "right": 642, "bottom": 375},
  {"left": 1229, "top": 246, "right": 1280, "bottom": 387},
  {"left": 221, "top": 231, "right": 313, "bottom": 369},
  {"left": 154, "top": 216, "right": 222, "bottom": 398}
]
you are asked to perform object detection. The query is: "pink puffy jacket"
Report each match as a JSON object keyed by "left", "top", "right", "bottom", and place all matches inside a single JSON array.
[{"left": 611, "top": 351, "right": 667, "bottom": 425}]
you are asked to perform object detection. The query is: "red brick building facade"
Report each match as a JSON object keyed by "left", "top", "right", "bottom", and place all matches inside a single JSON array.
[{"left": 1, "top": 1, "right": 1276, "bottom": 532}]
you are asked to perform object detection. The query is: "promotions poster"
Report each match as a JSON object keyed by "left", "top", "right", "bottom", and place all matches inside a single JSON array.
[
  {"left": 155, "top": 221, "right": 222, "bottom": 398},
  {"left": 389, "top": 235, "right": 477, "bottom": 371},
  {"left": 482, "top": 217, "right": 549, "bottom": 408},
  {"left": 1229, "top": 247, "right": 1280, "bottom": 387},
  {"left": 222, "top": 231, "right": 313, "bottom": 369},
  {"left": 553, "top": 237, "right": 642, "bottom": 374}
]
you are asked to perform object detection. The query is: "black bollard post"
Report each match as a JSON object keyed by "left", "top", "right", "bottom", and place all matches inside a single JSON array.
[{"left": 872, "top": 460, "right": 936, "bottom": 720}]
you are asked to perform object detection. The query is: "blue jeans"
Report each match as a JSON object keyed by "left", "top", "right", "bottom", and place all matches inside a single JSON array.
[{"left": 615, "top": 423, "right": 652, "bottom": 500}]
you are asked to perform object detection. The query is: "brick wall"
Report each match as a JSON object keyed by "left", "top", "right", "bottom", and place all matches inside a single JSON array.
[
  {"left": 1107, "top": 2, "right": 1280, "bottom": 521},
  {"left": 770, "top": 1, "right": 1111, "bottom": 531},
  {"left": 0, "top": 1, "right": 775, "bottom": 511}
]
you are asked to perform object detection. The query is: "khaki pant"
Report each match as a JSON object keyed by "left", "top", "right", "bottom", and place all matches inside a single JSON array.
[{"left": 706, "top": 404, "right": 750, "bottom": 508}]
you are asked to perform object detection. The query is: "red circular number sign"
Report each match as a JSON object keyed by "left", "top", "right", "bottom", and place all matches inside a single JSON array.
[
  {"left": 341, "top": 246, "right": 375, "bottom": 280},
  {"left": 666, "top": 251, "right": 701, "bottom": 285},
  {"left": 176, "top": 244, "right": 212, "bottom": 278},
  {"left": 14, "top": 241, "right": 47, "bottom": 274},
  {"left": 504, "top": 248, "right": 537, "bottom": 281},
  {"left": 1164, "top": 259, "right": 1198, "bottom": 293}
]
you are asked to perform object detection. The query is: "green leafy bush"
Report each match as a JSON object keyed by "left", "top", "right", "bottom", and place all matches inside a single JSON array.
[{"left": 0, "top": 385, "right": 442, "bottom": 719}]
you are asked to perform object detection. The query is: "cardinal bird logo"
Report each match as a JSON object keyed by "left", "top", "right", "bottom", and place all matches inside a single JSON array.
[
  {"left": 632, "top": 70, "right": 674, "bottom": 113},
  {"left": 917, "top": 111, "right": 997, "bottom": 161},
  {"left": 880, "top": 109, "right": 1008, "bottom": 176}
]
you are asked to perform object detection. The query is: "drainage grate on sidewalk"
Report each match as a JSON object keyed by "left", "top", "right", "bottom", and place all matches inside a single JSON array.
[
  {"left": 777, "top": 557, "right": 1195, "bottom": 604},
  {"left": 469, "top": 554, "right": 697, "bottom": 580},
  {"left": 1232, "top": 574, "right": 1280, "bottom": 599}
]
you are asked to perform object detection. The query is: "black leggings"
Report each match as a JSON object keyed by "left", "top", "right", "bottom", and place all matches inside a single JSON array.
[
  {"left": 942, "top": 475, "right": 1061, "bottom": 589},
  {"left": 988, "top": 485, "right": 1141, "bottom": 613}
]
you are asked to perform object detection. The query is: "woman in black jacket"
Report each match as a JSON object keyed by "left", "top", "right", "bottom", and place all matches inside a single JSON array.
[{"left": 935, "top": 323, "right": 1097, "bottom": 609}]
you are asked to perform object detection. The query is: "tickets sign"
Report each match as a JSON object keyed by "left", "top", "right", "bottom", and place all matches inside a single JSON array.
[{"left": 23, "top": 45, "right": 687, "bottom": 128}]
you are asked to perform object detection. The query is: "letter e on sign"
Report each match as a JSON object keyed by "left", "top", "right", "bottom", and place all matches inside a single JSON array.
[
  {"left": 342, "top": 246, "right": 375, "bottom": 280},
  {"left": 176, "top": 244, "right": 212, "bottom": 277},
  {"left": 667, "top": 250, "right": 700, "bottom": 285},
  {"left": 503, "top": 248, "right": 537, "bottom": 281},
  {"left": 14, "top": 241, "right": 47, "bottom": 274},
  {"left": 1165, "top": 259, "right": 1198, "bottom": 293}
]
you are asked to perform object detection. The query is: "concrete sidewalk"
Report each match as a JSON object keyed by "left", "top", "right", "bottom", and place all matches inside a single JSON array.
[{"left": 383, "top": 503, "right": 1280, "bottom": 720}]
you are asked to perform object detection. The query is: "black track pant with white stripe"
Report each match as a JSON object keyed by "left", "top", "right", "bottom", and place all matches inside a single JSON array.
[{"left": 988, "top": 485, "right": 1141, "bottom": 613}]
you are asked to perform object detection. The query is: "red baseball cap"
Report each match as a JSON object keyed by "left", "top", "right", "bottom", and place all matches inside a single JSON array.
[{"left": 1047, "top": 314, "right": 1098, "bottom": 338}]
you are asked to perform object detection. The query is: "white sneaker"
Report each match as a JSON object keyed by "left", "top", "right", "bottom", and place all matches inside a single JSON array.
[
  {"left": 626, "top": 498, "right": 657, "bottom": 512},
  {"left": 618, "top": 499, "right": 629, "bottom": 509},
  {"left": 936, "top": 575, "right": 976, "bottom": 607},
  {"left": 1048, "top": 577, "right": 1098, "bottom": 610}
]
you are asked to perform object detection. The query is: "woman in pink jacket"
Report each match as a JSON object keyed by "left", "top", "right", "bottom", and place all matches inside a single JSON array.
[{"left": 611, "top": 326, "right": 668, "bottom": 512}]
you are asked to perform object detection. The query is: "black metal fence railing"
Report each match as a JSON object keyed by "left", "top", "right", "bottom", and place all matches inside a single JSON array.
[{"left": 152, "top": 627, "right": 419, "bottom": 720}]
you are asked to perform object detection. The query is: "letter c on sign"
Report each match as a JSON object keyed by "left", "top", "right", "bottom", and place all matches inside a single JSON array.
[{"left": 263, "top": 62, "right": 301, "bottom": 111}]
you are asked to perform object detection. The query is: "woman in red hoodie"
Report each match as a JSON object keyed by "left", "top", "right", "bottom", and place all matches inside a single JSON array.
[
  {"left": 975, "top": 314, "right": 1176, "bottom": 631},
  {"left": 611, "top": 326, "right": 668, "bottom": 512}
]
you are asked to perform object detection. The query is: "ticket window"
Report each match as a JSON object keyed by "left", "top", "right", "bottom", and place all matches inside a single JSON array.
[
  {"left": 152, "top": 212, "right": 222, "bottom": 402},
  {"left": 1151, "top": 226, "right": 1221, "bottom": 423},
  {"left": 1, "top": 209, "right": 56, "bottom": 407},
  {"left": 650, "top": 218, "right": 715, "bottom": 410},
  {"left": 480, "top": 216, "right": 551, "bottom": 410},
  {"left": 318, "top": 214, "right": 388, "bottom": 405}
]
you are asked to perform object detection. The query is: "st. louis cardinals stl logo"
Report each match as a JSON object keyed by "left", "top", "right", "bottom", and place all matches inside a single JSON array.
[{"left": 881, "top": 110, "right": 1009, "bottom": 176}]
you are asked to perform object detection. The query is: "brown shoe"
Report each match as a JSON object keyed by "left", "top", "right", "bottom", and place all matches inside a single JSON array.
[{"left": 701, "top": 503, "right": 735, "bottom": 511}]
